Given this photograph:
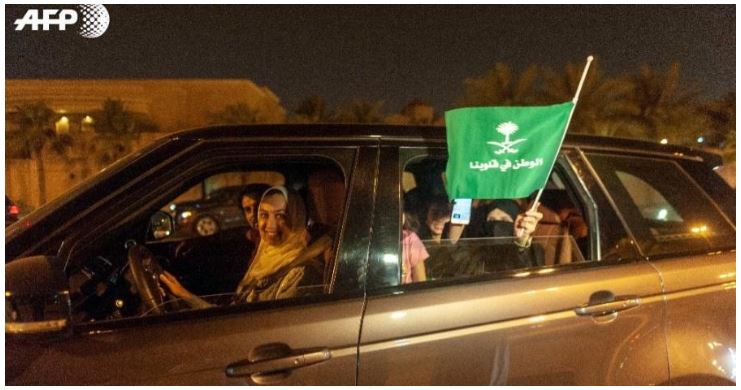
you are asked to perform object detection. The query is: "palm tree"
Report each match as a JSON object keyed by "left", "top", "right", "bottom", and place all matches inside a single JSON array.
[
  {"left": 90, "top": 98, "right": 159, "bottom": 167},
  {"left": 623, "top": 63, "right": 705, "bottom": 144},
  {"left": 335, "top": 100, "right": 385, "bottom": 123},
  {"left": 541, "top": 61, "right": 638, "bottom": 137},
  {"left": 400, "top": 99, "right": 436, "bottom": 125},
  {"left": 702, "top": 92, "right": 735, "bottom": 154},
  {"left": 6, "top": 101, "right": 73, "bottom": 205},
  {"left": 457, "top": 63, "right": 540, "bottom": 107},
  {"left": 293, "top": 96, "right": 334, "bottom": 123}
]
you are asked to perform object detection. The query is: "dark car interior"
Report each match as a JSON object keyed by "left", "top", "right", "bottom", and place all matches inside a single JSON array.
[
  {"left": 66, "top": 160, "right": 347, "bottom": 322},
  {"left": 403, "top": 156, "right": 590, "bottom": 274}
]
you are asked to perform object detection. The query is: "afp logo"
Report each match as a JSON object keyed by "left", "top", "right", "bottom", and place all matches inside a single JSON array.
[{"left": 14, "top": 5, "right": 110, "bottom": 39}]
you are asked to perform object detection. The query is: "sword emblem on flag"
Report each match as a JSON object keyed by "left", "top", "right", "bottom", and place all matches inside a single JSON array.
[{"left": 487, "top": 121, "right": 527, "bottom": 154}]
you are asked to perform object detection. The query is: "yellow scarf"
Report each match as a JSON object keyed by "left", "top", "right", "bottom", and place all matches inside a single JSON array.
[{"left": 239, "top": 229, "right": 307, "bottom": 288}]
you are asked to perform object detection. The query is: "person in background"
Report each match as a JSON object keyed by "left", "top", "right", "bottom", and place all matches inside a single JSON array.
[
  {"left": 240, "top": 183, "right": 271, "bottom": 250},
  {"left": 467, "top": 199, "right": 545, "bottom": 272},
  {"left": 161, "top": 186, "right": 331, "bottom": 307},
  {"left": 418, "top": 195, "right": 453, "bottom": 243},
  {"left": 401, "top": 193, "right": 429, "bottom": 284},
  {"left": 418, "top": 196, "right": 456, "bottom": 280}
]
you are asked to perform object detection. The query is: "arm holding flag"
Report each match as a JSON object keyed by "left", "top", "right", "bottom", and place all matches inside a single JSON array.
[
  {"left": 513, "top": 206, "right": 543, "bottom": 248},
  {"left": 445, "top": 56, "right": 594, "bottom": 249}
]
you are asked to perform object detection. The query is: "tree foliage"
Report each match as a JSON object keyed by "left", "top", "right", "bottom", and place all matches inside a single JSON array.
[
  {"left": 458, "top": 61, "right": 731, "bottom": 156},
  {"left": 208, "top": 103, "right": 264, "bottom": 125},
  {"left": 90, "top": 98, "right": 159, "bottom": 166},
  {"left": 459, "top": 63, "right": 540, "bottom": 107},
  {"left": 292, "top": 96, "right": 334, "bottom": 123},
  {"left": 334, "top": 100, "right": 385, "bottom": 124},
  {"left": 6, "top": 101, "right": 73, "bottom": 204}
]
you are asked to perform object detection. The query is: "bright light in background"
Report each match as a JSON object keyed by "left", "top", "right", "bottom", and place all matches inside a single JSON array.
[
  {"left": 660, "top": 138, "right": 668, "bottom": 144},
  {"left": 383, "top": 254, "right": 399, "bottom": 264},
  {"left": 81, "top": 115, "right": 95, "bottom": 132},
  {"left": 697, "top": 136, "right": 705, "bottom": 143},
  {"left": 690, "top": 225, "right": 708, "bottom": 234},
  {"left": 657, "top": 209, "right": 668, "bottom": 220},
  {"left": 55, "top": 116, "right": 70, "bottom": 134}
]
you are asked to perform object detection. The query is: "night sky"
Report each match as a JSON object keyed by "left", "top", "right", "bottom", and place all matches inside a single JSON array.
[{"left": 5, "top": 5, "right": 735, "bottom": 112}]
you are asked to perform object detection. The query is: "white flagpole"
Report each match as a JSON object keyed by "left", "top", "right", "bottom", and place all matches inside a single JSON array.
[{"left": 528, "top": 55, "right": 594, "bottom": 213}]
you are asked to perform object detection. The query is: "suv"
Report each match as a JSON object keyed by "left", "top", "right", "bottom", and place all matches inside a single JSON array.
[{"left": 5, "top": 125, "right": 735, "bottom": 385}]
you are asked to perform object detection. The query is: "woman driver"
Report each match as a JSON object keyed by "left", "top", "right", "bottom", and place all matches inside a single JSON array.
[{"left": 160, "top": 186, "right": 330, "bottom": 308}]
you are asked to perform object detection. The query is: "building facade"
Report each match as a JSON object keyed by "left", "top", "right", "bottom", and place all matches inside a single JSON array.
[{"left": 6, "top": 79, "right": 287, "bottom": 210}]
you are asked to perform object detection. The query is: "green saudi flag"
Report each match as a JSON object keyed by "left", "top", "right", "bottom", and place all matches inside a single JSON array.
[{"left": 445, "top": 102, "right": 574, "bottom": 200}]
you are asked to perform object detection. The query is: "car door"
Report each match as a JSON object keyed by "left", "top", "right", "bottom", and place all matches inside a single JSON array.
[
  {"left": 356, "top": 145, "right": 670, "bottom": 385},
  {"left": 6, "top": 141, "right": 379, "bottom": 385},
  {"left": 585, "top": 152, "right": 736, "bottom": 385}
]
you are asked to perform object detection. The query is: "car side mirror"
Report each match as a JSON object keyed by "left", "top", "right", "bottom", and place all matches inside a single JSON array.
[
  {"left": 147, "top": 211, "right": 174, "bottom": 241},
  {"left": 5, "top": 256, "right": 72, "bottom": 341}
]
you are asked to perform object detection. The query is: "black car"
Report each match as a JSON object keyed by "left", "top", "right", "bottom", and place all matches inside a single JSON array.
[
  {"left": 169, "top": 185, "right": 251, "bottom": 237},
  {"left": 5, "top": 125, "right": 735, "bottom": 385}
]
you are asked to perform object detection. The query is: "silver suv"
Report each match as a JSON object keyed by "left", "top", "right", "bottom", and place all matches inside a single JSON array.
[{"left": 5, "top": 125, "right": 735, "bottom": 385}]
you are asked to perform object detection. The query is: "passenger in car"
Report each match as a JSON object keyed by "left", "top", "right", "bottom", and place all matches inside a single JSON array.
[
  {"left": 418, "top": 195, "right": 453, "bottom": 243},
  {"left": 466, "top": 200, "right": 545, "bottom": 272},
  {"left": 240, "top": 183, "right": 271, "bottom": 256},
  {"left": 161, "top": 186, "right": 331, "bottom": 308},
  {"left": 401, "top": 188, "right": 426, "bottom": 234},
  {"left": 424, "top": 199, "right": 545, "bottom": 279},
  {"left": 418, "top": 196, "right": 459, "bottom": 280},
  {"left": 401, "top": 196, "right": 429, "bottom": 284}
]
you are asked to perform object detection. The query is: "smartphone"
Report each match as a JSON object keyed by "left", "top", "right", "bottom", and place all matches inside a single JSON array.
[{"left": 450, "top": 198, "right": 472, "bottom": 225}]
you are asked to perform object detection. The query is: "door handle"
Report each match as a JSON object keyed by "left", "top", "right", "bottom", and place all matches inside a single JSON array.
[
  {"left": 226, "top": 343, "right": 331, "bottom": 379},
  {"left": 575, "top": 290, "right": 641, "bottom": 317}
]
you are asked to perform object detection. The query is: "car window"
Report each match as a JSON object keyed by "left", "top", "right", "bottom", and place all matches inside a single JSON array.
[
  {"left": 398, "top": 155, "right": 588, "bottom": 286},
  {"left": 585, "top": 153, "right": 735, "bottom": 257},
  {"left": 67, "top": 159, "right": 347, "bottom": 323},
  {"left": 615, "top": 171, "right": 683, "bottom": 223}
]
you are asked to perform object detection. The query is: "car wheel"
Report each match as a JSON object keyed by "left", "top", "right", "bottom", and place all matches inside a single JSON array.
[{"left": 194, "top": 215, "right": 219, "bottom": 236}]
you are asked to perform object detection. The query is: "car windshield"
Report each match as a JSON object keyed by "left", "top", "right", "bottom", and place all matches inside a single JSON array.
[{"left": 5, "top": 137, "right": 177, "bottom": 238}]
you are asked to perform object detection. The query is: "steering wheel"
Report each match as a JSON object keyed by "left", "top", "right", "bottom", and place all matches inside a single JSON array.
[{"left": 127, "top": 242, "right": 166, "bottom": 315}]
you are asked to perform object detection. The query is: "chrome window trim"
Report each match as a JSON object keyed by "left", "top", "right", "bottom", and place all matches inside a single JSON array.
[
  {"left": 574, "top": 144, "right": 705, "bottom": 163},
  {"left": 576, "top": 148, "right": 646, "bottom": 258},
  {"left": 562, "top": 151, "right": 601, "bottom": 261}
]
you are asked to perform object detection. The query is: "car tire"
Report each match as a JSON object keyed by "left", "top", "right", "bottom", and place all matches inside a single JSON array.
[{"left": 193, "top": 215, "right": 219, "bottom": 236}]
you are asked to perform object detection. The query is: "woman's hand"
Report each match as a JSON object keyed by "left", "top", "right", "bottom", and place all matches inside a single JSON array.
[{"left": 514, "top": 208, "right": 543, "bottom": 247}]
